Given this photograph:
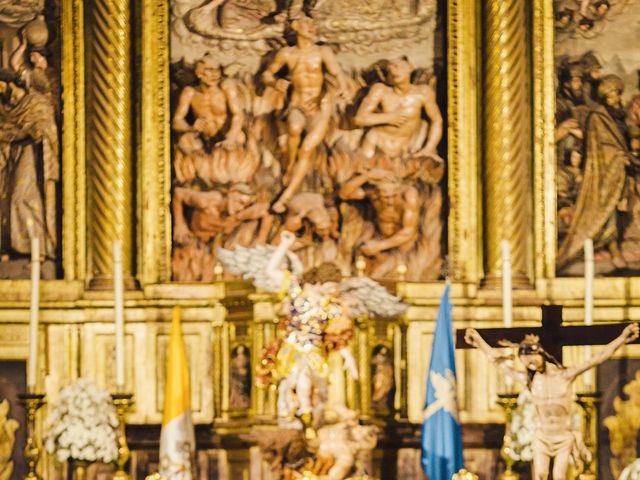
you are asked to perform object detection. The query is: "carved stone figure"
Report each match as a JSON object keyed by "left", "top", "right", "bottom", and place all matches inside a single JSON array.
[
  {"left": 0, "top": 399, "right": 19, "bottom": 480},
  {"left": 354, "top": 58, "right": 442, "bottom": 170},
  {"left": 313, "top": 406, "right": 379, "bottom": 480},
  {"left": 339, "top": 170, "right": 420, "bottom": 277},
  {"left": 229, "top": 344, "right": 251, "bottom": 410},
  {"left": 0, "top": 71, "right": 58, "bottom": 262},
  {"left": 370, "top": 345, "right": 394, "bottom": 412},
  {"left": 171, "top": 3, "right": 446, "bottom": 282},
  {"left": 172, "top": 55, "right": 249, "bottom": 184},
  {"left": 465, "top": 323, "right": 639, "bottom": 480},
  {"left": 557, "top": 74, "right": 636, "bottom": 271},
  {"left": 187, "top": 0, "right": 277, "bottom": 33},
  {"left": 277, "top": 192, "right": 339, "bottom": 270},
  {"left": 261, "top": 15, "right": 348, "bottom": 213}
]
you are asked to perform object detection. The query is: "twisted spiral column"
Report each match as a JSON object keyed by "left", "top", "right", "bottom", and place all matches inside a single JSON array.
[
  {"left": 483, "top": 0, "right": 532, "bottom": 287},
  {"left": 87, "top": 0, "right": 133, "bottom": 286}
]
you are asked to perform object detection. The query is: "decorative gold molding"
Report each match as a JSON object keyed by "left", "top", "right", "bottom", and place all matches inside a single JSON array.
[
  {"left": 447, "top": 0, "right": 481, "bottom": 284},
  {"left": 482, "top": 0, "right": 533, "bottom": 287},
  {"left": 61, "top": 0, "right": 87, "bottom": 281},
  {"left": 531, "top": 0, "right": 557, "bottom": 282},
  {"left": 87, "top": 0, "right": 134, "bottom": 284},
  {"left": 139, "top": 0, "right": 171, "bottom": 285}
]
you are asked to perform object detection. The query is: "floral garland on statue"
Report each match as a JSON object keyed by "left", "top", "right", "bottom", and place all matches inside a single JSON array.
[
  {"left": 44, "top": 378, "right": 119, "bottom": 463},
  {"left": 508, "top": 390, "right": 537, "bottom": 464}
]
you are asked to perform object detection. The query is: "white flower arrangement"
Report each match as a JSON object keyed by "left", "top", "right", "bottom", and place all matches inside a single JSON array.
[
  {"left": 508, "top": 390, "right": 537, "bottom": 464},
  {"left": 44, "top": 378, "right": 119, "bottom": 464}
]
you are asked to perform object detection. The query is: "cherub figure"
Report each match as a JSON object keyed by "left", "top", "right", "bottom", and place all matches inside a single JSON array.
[
  {"left": 465, "top": 323, "right": 639, "bottom": 480},
  {"left": 217, "top": 231, "right": 406, "bottom": 439}
]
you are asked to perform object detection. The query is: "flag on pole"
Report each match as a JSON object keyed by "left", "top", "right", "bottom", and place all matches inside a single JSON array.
[
  {"left": 421, "top": 284, "right": 464, "bottom": 480},
  {"left": 159, "top": 306, "right": 195, "bottom": 479}
]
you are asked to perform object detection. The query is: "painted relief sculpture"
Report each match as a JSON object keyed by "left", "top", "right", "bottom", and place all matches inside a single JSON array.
[
  {"left": 555, "top": 0, "right": 640, "bottom": 275},
  {"left": 0, "top": 5, "right": 59, "bottom": 278},
  {"left": 170, "top": 4, "right": 444, "bottom": 282},
  {"left": 464, "top": 324, "right": 639, "bottom": 480},
  {"left": 218, "top": 231, "right": 407, "bottom": 437}
]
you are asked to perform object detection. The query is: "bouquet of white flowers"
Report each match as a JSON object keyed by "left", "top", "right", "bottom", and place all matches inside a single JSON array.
[
  {"left": 508, "top": 389, "right": 537, "bottom": 464},
  {"left": 44, "top": 378, "right": 119, "bottom": 464}
]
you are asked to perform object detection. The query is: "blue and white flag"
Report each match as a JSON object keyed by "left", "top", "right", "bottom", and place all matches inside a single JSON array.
[{"left": 421, "top": 284, "right": 464, "bottom": 480}]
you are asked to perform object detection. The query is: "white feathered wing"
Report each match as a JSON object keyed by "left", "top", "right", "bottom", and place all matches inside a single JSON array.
[
  {"left": 339, "top": 276, "right": 408, "bottom": 318},
  {"left": 216, "top": 245, "right": 303, "bottom": 292}
]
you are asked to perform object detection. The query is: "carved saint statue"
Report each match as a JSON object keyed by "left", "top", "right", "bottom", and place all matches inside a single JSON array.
[
  {"left": 0, "top": 70, "right": 58, "bottom": 261},
  {"left": 261, "top": 15, "right": 348, "bottom": 213},
  {"left": 371, "top": 344, "right": 394, "bottom": 411},
  {"left": 229, "top": 344, "right": 251, "bottom": 410},
  {"left": 464, "top": 323, "right": 639, "bottom": 480},
  {"left": 217, "top": 231, "right": 407, "bottom": 439}
]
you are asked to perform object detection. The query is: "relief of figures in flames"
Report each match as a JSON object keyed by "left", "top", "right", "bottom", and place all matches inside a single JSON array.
[
  {"left": 554, "top": 0, "right": 640, "bottom": 275},
  {"left": 170, "top": 0, "right": 443, "bottom": 282},
  {"left": 0, "top": 1, "right": 59, "bottom": 279}
]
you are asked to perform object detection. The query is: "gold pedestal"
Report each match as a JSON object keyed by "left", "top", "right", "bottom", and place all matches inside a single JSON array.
[
  {"left": 497, "top": 393, "right": 520, "bottom": 480},
  {"left": 111, "top": 393, "right": 134, "bottom": 480},
  {"left": 576, "top": 392, "right": 601, "bottom": 480},
  {"left": 17, "top": 392, "right": 46, "bottom": 480}
]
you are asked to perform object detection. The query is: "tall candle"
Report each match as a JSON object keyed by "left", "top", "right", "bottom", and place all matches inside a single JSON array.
[
  {"left": 501, "top": 240, "right": 514, "bottom": 390},
  {"left": 584, "top": 239, "right": 594, "bottom": 390},
  {"left": 114, "top": 241, "right": 125, "bottom": 389},
  {"left": 501, "top": 240, "right": 513, "bottom": 328},
  {"left": 27, "top": 236, "right": 40, "bottom": 390}
]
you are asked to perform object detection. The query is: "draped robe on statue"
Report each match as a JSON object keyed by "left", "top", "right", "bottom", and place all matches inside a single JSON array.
[
  {"left": 557, "top": 106, "right": 633, "bottom": 268},
  {"left": 0, "top": 91, "right": 59, "bottom": 259}
]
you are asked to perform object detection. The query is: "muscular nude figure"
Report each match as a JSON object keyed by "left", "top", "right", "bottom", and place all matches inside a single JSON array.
[
  {"left": 261, "top": 15, "right": 348, "bottom": 213},
  {"left": 354, "top": 58, "right": 443, "bottom": 162},
  {"left": 465, "top": 323, "right": 639, "bottom": 480},
  {"left": 173, "top": 55, "right": 245, "bottom": 150},
  {"left": 339, "top": 169, "right": 419, "bottom": 258}
]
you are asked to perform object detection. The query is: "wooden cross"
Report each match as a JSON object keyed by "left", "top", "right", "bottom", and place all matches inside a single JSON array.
[{"left": 455, "top": 305, "right": 639, "bottom": 364}]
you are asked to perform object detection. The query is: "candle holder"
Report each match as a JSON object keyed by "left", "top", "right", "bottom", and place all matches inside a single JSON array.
[
  {"left": 111, "top": 393, "right": 134, "bottom": 480},
  {"left": 576, "top": 392, "right": 601, "bottom": 480},
  {"left": 496, "top": 393, "right": 520, "bottom": 480},
  {"left": 17, "top": 392, "right": 46, "bottom": 480}
]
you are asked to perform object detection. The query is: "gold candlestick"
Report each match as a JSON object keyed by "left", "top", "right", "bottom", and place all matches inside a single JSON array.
[
  {"left": 576, "top": 392, "right": 601, "bottom": 480},
  {"left": 17, "top": 392, "right": 46, "bottom": 480},
  {"left": 111, "top": 393, "right": 134, "bottom": 480},
  {"left": 497, "top": 393, "right": 520, "bottom": 480}
]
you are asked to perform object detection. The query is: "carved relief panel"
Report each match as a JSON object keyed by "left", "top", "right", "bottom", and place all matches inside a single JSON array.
[
  {"left": 554, "top": 0, "right": 640, "bottom": 276},
  {"left": 0, "top": 1, "right": 61, "bottom": 279},
  {"left": 168, "top": 0, "right": 447, "bottom": 282}
]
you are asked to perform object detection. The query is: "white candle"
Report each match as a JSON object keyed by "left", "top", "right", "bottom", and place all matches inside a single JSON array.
[
  {"left": 27, "top": 236, "right": 40, "bottom": 390},
  {"left": 584, "top": 239, "right": 594, "bottom": 390},
  {"left": 114, "top": 241, "right": 125, "bottom": 389},
  {"left": 501, "top": 240, "right": 513, "bottom": 328},
  {"left": 501, "top": 240, "right": 514, "bottom": 390}
]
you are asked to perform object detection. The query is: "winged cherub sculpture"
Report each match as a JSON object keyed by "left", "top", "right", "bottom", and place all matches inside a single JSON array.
[{"left": 218, "top": 231, "right": 407, "bottom": 438}]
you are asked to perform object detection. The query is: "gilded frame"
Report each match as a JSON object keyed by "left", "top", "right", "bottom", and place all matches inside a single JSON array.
[{"left": 138, "top": 0, "right": 482, "bottom": 290}]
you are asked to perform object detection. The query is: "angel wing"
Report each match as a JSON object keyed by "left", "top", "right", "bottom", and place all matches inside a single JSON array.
[
  {"left": 217, "top": 245, "right": 303, "bottom": 292},
  {"left": 339, "top": 276, "right": 408, "bottom": 318}
]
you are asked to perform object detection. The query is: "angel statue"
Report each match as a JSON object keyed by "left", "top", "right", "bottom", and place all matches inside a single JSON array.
[
  {"left": 465, "top": 323, "right": 639, "bottom": 480},
  {"left": 217, "top": 231, "right": 407, "bottom": 439}
]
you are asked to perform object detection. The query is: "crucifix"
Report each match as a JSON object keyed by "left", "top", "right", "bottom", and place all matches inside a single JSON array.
[
  {"left": 454, "top": 304, "right": 640, "bottom": 363},
  {"left": 456, "top": 303, "right": 639, "bottom": 480}
]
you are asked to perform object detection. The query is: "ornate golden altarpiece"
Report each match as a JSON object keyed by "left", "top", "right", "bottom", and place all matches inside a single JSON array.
[{"left": 0, "top": 0, "right": 639, "bottom": 478}]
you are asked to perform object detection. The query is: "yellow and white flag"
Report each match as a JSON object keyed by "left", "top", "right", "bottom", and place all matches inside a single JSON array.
[{"left": 159, "top": 306, "right": 195, "bottom": 479}]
